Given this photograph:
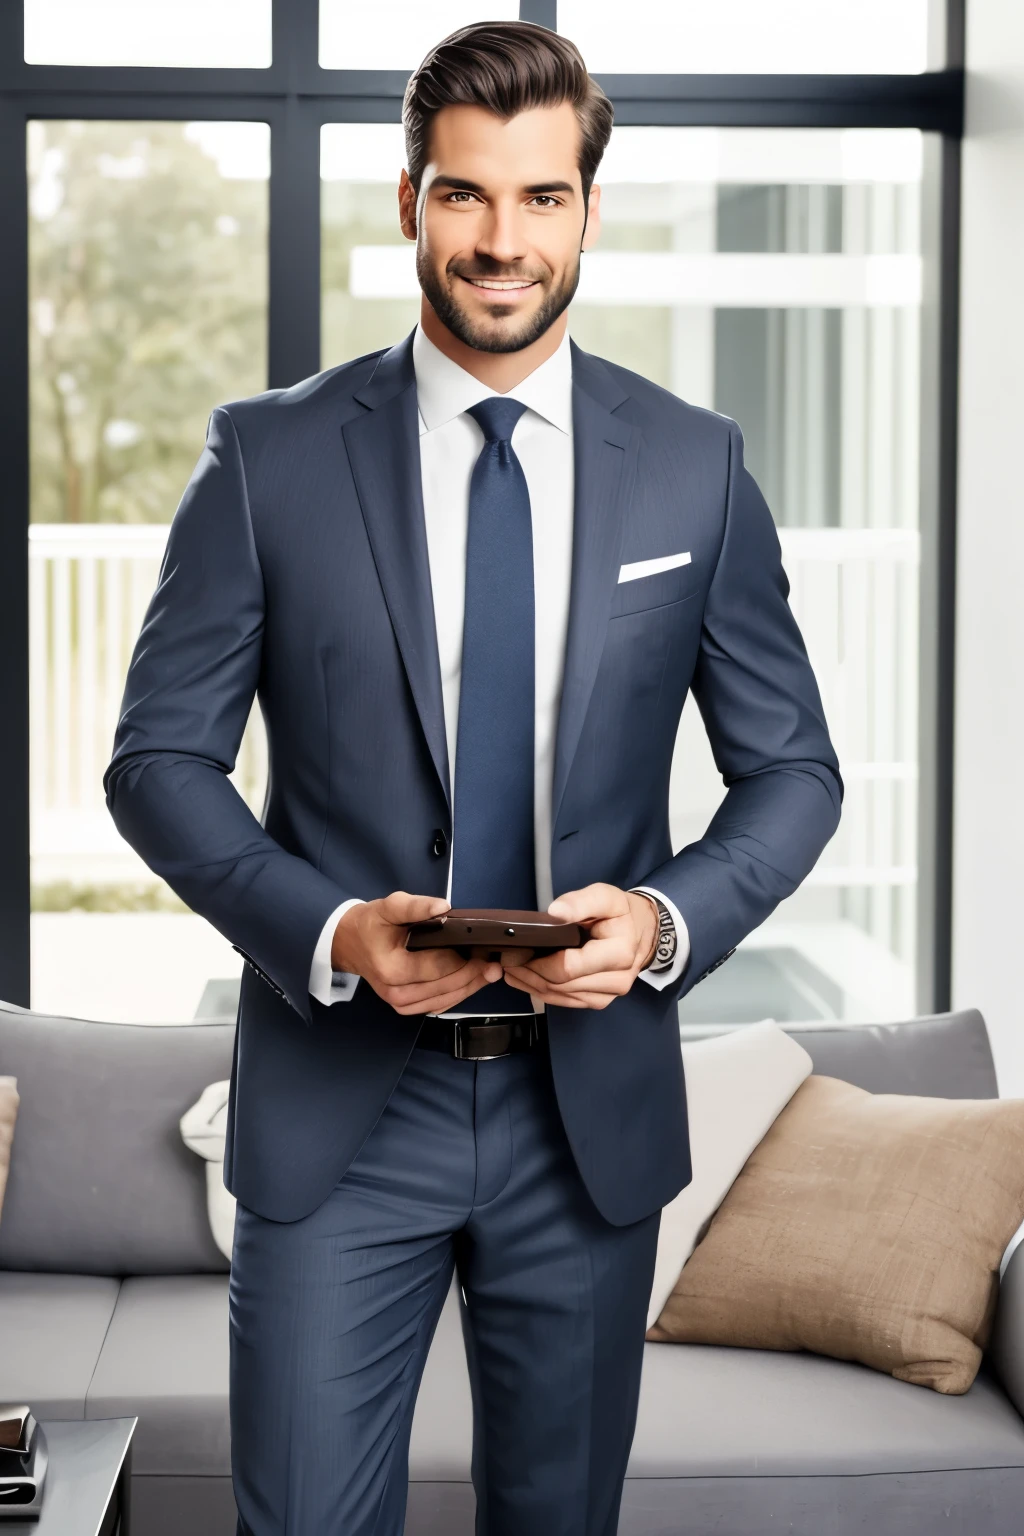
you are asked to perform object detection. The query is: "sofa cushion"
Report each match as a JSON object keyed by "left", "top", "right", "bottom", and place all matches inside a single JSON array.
[
  {"left": 992, "top": 1242, "right": 1024, "bottom": 1420},
  {"left": 786, "top": 1010, "right": 997, "bottom": 1099},
  {"left": 12, "top": 1266, "right": 1022, "bottom": 1506},
  {"left": 0, "top": 1271, "right": 120, "bottom": 1418},
  {"left": 0, "top": 1004, "right": 234, "bottom": 1274},
  {"left": 629, "top": 1343, "right": 1024, "bottom": 1477},
  {"left": 405, "top": 1276, "right": 1024, "bottom": 1482},
  {"left": 84, "top": 1275, "right": 231, "bottom": 1476},
  {"left": 650, "top": 1075, "right": 1024, "bottom": 1393},
  {"left": 83, "top": 1273, "right": 460, "bottom": 1482}
]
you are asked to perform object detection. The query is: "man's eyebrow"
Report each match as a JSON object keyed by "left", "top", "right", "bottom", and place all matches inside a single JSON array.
[
  {"left": 431, "top": 176, "right": 486, "bottom": 194},
  {"left": 430, "top": 176, "right": 577, "bottom": 197}
]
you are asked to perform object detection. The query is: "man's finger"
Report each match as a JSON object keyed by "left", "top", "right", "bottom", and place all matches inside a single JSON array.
[
  {"left": 496, "top": 946, "right": 534, "bottom": 968},
  {"left": 392, "top": 946, "right": 478, "bottom": 984},
  {"left": 385, "top": 958, "right": 500, "bottom": 1006},
  {"left": 504, "top": 965, "right": 634, "bottom": 998},
  {"left": 377, "top": 946, "right": 464, "bottom": 988},
  {"left": 379, "top": 890, "right": 451, "bottom": 927},
  {"left": 509, "top": 935, "right": 633, "bottom": 985},
  {"left": 503, "top": 972, "right": 618, "bottom": 1009},
  {"left": 547, "top": 883, "right": 630, "bottom": 925},
  {"left": 409, "top": 964, "right": 507, "bottom": 1014},
  {"left": 392, "top": 980, "right": 493, "bottom": 1015}
]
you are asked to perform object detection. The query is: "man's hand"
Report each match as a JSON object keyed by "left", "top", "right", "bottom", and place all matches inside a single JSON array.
[
  {"left": 502, "top": 883, "right": 659, "bottom": 1010},
  {"left": 331, "top": 892, "right": 502, "bottom": 1016}
]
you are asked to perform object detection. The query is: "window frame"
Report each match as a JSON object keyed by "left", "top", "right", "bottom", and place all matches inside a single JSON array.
[{"left": 0, "top": 0, "right": 963, "bottom": 1013}]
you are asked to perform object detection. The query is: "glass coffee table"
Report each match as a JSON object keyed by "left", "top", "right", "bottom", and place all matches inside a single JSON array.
[{"left": 3, "top": 1418, "right": 135, "bottom": 1536}]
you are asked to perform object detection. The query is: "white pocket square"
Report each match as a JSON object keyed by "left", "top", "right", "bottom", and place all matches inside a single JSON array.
[{"left": 618, "top": 552, "right": 691, "bottom": 584}]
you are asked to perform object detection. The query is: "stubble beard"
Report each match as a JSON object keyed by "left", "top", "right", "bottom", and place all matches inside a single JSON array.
[{"left": 416, "top": 248, "right": 581, "bottom": 355}]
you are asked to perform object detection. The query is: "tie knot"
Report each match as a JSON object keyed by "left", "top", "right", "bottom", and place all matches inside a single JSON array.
[{"left": 468, "top": 396, "right": 528, "bottom": 444}]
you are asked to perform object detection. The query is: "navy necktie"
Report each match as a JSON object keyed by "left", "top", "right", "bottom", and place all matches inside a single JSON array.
[{"left": 450, "top": 396, "right": 537, "bottom": 1015}]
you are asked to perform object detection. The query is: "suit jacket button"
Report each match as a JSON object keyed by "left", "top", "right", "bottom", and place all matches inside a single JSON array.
[{"left": 431, "top": 829, "right": 448, "bottom": 858}]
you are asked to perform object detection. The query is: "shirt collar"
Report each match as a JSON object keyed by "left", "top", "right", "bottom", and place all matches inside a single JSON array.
[{"left": 412, "top": 322, "right": 573, "bottom": 437}]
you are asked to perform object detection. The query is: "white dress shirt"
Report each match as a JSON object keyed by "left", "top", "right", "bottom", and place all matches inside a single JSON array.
[{"left": 309, "top": 324, "right": 689, "bottom": 1011}]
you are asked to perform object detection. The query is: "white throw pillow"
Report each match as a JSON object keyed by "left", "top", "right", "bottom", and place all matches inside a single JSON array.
[
  {"left": 0, "top": 1075, "right": 19, "bottom": 1225},
  {"left": 647, "top": 1021, "right": 814, "bottom": 1330},
  {"left": 180, "top": 1079, "right": 235, "bottom": 1261}
]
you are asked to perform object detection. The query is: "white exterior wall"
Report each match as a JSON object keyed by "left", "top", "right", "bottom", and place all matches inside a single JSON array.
[{"left": 952, "top": 0, "right": 1024, "bottom": 1090}]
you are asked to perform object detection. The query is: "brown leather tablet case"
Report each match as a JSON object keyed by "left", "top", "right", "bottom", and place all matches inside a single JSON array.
[{"left": 405, "top": 909, "right": 585, "bottom": 955}]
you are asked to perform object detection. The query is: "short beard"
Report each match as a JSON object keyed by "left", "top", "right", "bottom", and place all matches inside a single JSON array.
[{"left": 416, "top": 250, "right": 580, "bottom": 355}]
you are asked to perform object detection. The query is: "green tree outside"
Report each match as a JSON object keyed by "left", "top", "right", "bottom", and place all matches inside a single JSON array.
[{"left": 29, "top": 119, "right": 268, "bottom": 525}]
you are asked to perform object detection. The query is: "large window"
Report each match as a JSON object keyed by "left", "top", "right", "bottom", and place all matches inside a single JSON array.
[
  {"left": 26, "top": 120, "right": 269, "bottom": 1020},
  {"left": 321, "top": 121, "right": 929, "bottom": 1024},
  {"left": 0, "top": 1, "right": 963, "bottom": 1025}
]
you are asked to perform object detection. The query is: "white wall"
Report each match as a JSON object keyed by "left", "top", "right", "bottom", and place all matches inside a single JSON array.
[{"left": 952, "top": 0, "right": 1024, "bottom": 1091}]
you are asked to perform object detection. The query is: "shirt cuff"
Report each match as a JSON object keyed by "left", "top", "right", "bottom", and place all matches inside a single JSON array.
[
  {"left": 630, "top": 886, "right": 690, "bottom": 992},
  {"left": 309, "top": 899, "right": 365, "bottom": 1006}
]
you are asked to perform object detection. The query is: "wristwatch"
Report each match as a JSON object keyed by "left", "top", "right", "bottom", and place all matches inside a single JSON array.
[{"left": 645, "top": 896, "right": 677, "bottom": 973}]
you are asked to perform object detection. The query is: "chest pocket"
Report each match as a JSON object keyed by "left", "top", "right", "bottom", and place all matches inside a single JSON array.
[{"left": 610, "top": 561, "right": 700, "bottom": 619}]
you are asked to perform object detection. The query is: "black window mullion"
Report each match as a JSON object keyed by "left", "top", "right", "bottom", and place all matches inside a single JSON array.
[
  {"left": 916, "top": 132, "right": 961, "bottom": 1016},
  {"left": 269, "top": 99, "right": 323, "bottom": 387},
  {"left": 274, "top": 0, "right": 321, "bottom": 93},
  {"left": 520, "top": 0, "right": 558, "bottom": 27},
  {"left": 0, "top": 62, "right": 290, "bottom": 96},
  {"left": 0, "top": 99, "right": 30, "bottom": 1006},
  {"left": 599, "top": 71, "right": 963, "bottom": 133}
]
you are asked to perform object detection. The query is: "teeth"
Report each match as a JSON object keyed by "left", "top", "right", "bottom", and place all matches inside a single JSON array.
[{"left": 467, "top": 279, "right": 534, "bottom": 290}]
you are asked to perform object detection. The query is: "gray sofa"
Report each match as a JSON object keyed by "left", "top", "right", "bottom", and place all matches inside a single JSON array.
[{"left": 2, "top": 999, "right": 1023, "bottom": 1535}]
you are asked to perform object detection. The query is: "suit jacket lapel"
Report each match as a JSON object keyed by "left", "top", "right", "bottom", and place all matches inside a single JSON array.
[
  {"left": 343, "top": 334, "right": 451, "bottom": 813},
  {"left": 552, "top": 347, "right": 639, "bottom": 828}
]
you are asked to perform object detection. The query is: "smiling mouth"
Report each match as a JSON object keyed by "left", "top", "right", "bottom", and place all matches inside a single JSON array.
[{"left": 461, "top": 276, "right": 538, "bottom": 293}]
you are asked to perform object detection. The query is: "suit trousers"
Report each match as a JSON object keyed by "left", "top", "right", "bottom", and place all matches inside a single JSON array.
[{"left": 228, "top": 1037, "right": 660, "bottom": 1536}]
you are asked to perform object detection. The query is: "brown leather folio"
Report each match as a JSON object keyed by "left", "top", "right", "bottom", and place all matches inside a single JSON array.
[{"left": 405, "top": 909, "right": 586, "bottom": 957}]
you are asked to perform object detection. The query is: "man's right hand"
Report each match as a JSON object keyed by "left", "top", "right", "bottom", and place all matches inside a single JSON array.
[{"left": 330, "top": 892, "right": 503, "bottom": 1016}]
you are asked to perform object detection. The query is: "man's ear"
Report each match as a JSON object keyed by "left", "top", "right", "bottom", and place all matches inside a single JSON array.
[
  {"left": 582, "top": 182, "right": 602, "bottom": 252},
  {"left": 398, "top": 168, "right": 417, "bottom": 242}
]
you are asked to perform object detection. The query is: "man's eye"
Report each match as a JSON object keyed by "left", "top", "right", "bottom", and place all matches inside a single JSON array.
[
  {"left": 446, "top": 191, "right": 476, "bottom": 203},
  {"left": 530, "top": 196, "right": 560, "bottom": 208}
]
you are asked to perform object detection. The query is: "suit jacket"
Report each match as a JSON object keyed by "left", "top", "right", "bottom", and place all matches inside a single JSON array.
[{"left": 104, "top": 332, "right": 842, "bottom": 1227}]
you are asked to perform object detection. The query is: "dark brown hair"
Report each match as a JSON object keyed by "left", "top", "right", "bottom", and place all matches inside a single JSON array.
[{"left": 403, "top": 21, "right": 613, "bottom": 201}]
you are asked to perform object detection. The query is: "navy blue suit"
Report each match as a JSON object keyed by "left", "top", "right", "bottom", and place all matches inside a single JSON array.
[{"left": 105, "top": 333, "right": 841, "bottom": 1532}]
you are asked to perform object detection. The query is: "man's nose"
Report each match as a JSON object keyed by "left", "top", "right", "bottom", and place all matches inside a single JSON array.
[{"left": 475, "top": 201, "right": 528, "bottom": 267}]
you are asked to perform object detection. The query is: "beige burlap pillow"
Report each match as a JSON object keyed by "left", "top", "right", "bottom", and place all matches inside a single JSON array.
[
  {"left": 648, "top": 1074, "right": 1024, "bottom": 1394},
  {"left": 0, "top": 1076, "right": 19, "bottom": 1223}
]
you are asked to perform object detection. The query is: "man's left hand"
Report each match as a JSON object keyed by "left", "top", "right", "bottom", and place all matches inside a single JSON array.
[{"left": 501, "top": 883, "right": 659, "bottom": 1010}]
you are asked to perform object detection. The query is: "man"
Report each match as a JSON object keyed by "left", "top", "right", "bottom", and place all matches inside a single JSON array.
[{"left": 105, "top": 20, "right": 841, "bottom": 1536}]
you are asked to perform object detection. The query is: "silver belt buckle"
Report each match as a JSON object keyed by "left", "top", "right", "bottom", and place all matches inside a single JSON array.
[
  {"left": 453, "top": 1018, "right": 513, "bottom": 1061},
  {"left": 453, "top": 1016, "right": 539, "bottom": 1061}
]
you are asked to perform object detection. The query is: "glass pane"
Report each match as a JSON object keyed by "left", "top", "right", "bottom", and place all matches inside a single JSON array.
[
  {"left": 586, "top": 126, "right": 924, "bottom": 1025},
  {"left": 322, "top": 123, "right": 420, "bottom": 364},
  {"left": 323, "top": 122, "right": 929, "bottom": 1024},
  {"left": 24, "top": 0, "right": 272, "bottom": 67},
  {"left": 29, "top": 120, "right": 269, "bottom": 1021},
  {"left": 559, "top": 0, "right": 938, "bottom": 74},
  {"left": 319, "top": 0, "right": 519, "bottom": 70}
]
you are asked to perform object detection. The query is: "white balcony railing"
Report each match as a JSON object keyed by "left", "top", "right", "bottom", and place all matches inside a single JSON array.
[{"left": 28, "top": 522, "right": 919, "bottom": 926}]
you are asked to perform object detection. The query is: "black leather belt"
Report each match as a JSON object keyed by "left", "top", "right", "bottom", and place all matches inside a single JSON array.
[{"left": 415, "top": 1014, "right": 545, "bottom": 1061}]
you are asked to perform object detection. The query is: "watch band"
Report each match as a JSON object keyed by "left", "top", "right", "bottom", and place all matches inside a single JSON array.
[{"left": 647, "top": 896, "right": 677, "bottom": 972}]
